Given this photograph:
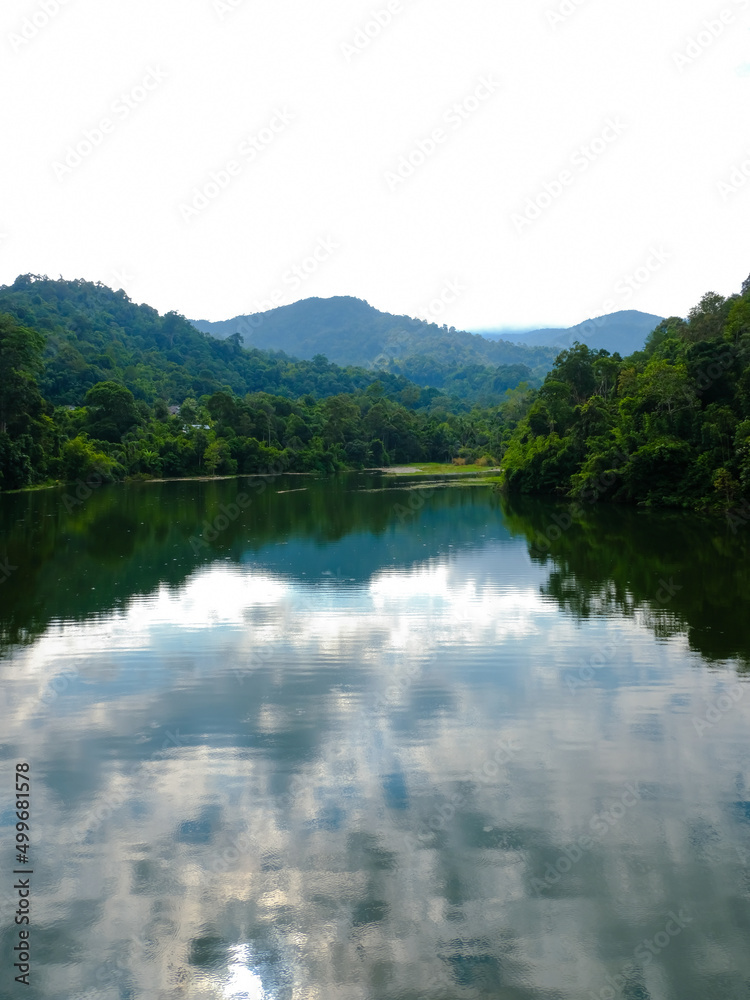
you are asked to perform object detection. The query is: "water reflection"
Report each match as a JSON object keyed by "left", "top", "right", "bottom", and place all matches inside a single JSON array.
[{"left": 1, "top": 478, "right": 749, "bottom": 998}]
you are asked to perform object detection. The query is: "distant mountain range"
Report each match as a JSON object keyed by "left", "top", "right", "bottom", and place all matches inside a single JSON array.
[
  {"left": 193, "top": 298, "right": 665, "bottom": 372},
  {"left": 0, "top": 276, "right": 669, "bottom": 412},
  {"left": 476, "top": 309, "right": 665, "bottom": 356},
  {"left": 192, "top": 296, "right": 557, "bottom": 371}
]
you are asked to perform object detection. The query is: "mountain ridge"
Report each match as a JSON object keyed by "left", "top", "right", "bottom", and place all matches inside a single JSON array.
[
  {"left": 190, "top": 295, "right": 558, "bottom": 371},
  {"left": 192, "top": 297, "right": 665, "bottom": 371},
  {"left": 477, "top": 309, "right": 665, "bottom": 355}
]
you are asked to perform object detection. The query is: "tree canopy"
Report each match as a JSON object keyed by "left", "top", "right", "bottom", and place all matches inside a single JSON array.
[{"left": 500, "top": 277, "right": 750, "bottom": 509}]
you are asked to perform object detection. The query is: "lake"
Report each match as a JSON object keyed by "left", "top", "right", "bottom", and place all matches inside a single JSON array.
[{"left": 1, "top": 473, "right": 749, "bottom": 999}]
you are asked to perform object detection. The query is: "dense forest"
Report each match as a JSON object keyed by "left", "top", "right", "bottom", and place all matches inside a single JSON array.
[
  {"left": 3, "top": 271, "right": 750, "bottom": 512},
  {"left": 0, "top": 276, "right": 514, "bottom": 491},
  {"left": 0, "top": 276, "right": 438, "bottom": 407},
  {"left": 0, "top": 275, "right": 542, "bottom": 410},
  {"left": 499, "top": 275, "right": 750, "bottom": 511}
]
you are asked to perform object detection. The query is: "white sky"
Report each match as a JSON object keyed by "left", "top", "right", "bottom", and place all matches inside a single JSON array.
[{"left": 1, "top": 0, "right": 748, "bottom": 330}]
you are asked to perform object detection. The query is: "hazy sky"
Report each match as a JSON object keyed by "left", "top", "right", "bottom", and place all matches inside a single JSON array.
[{"left": 2, "top": 0, "right": 748, "bottom": 330}]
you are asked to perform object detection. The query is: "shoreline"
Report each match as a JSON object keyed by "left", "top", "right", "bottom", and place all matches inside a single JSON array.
[{"left": 4, "top": 466, "right": 499, "bottom": 495}]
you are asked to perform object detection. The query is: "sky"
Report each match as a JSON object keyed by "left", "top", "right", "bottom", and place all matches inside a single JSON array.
[{"left": 1, "top": 0, "right": 749, "bottom": 332}]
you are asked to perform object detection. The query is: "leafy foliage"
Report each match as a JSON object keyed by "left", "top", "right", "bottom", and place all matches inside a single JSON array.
[
  {"left": 0, "top": 276, "right": 450, "bottom": 407},
  {"left": 0, "top": 277, "right": 543, "bottom": 410},
  {"left": 500, "top": 278, "right": 750, "bottom": 509},
  {"left": 0, "top": 279, "right": 514, "bottom": 491}
]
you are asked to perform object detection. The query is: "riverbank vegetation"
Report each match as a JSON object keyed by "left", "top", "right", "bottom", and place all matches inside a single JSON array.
[
  {"left": 0, "top": 277, "right": 508, "bottom": 490},
  {"left": 2, "top": 272, "right": 750, "bottom": 511},
  {"left": 499, "top": 275, "right": 750, "bottom": 510}
]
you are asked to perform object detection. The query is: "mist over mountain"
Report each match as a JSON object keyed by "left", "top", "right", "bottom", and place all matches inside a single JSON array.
[{"left": 477, "top": 309, "right": 665, "bottom": 356}]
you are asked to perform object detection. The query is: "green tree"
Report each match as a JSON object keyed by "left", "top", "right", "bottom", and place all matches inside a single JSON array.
[
  {"left": 203, "top": 438, "right": 234, "bottom": 475},
  {"left": 0, "top": 313, "right": 45, "bottom": 434},
  {"left": 546, "top": 343, "right": 602, "bottom": 404},
  {"left": 686, "top": 291, "right": 728, "bottom": 342},
  {"left": 60, "top": 436, "right": 121, "bottom": 482},
  {"left": 85, "top": 381, "right": 140, "bottom": 442},
  {"left": 636, "top": 360, "right": 695, "bottom": 419}
]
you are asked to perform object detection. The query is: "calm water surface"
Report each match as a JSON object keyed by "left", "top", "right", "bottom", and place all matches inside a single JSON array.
[{"left": 1, "top": 473, "right": 749, "bottom": 999}]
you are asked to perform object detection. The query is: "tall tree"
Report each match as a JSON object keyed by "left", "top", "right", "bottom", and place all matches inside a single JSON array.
[
  {"left": 85, "top": 381, "right": 140, "bottom": 442},
  {"left": 0, "top": 313, "right": 45, "bottom": 434}
]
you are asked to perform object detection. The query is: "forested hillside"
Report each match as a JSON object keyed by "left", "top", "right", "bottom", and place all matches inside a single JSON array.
[
  {"left": 0, "top": 275, "right": 430, "bottom": 406},
  {"left": 192, "top": 295, "right": 557, "bottom": 375},
  {"left": 5, "top": 270, "right": 746, "bottom": 512},
  {"left": 499, "top": 278, "right": 750, "bottom": 510},
  {"left": 0, "top": 276, "right": 540, "bottom": 409},
  {"left": 0, "top": 276, "right": 512, "bottom": 492}
]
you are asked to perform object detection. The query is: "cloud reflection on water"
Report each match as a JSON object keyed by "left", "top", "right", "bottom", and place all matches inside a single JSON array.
[{"left": 1, "top": 521, "right": 749, "bottom": 998}]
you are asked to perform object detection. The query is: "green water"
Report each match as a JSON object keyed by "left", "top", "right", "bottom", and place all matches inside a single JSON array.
[{"left": 1, "top": 473, "right": 749, "bottom": 999}]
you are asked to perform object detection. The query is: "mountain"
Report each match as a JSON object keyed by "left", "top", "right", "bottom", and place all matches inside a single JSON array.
[
  {"left": 1, "top": 276, "right": 525, "bottom": 493},
  {"left": 477, "top": 310, "right": 664, "bottom": 356},
  {"left": 0, "top": 276, "right": 439, "bottom": 407},
  {"left": 191, "top": 296, "right": 558, "bottom": 372}
]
